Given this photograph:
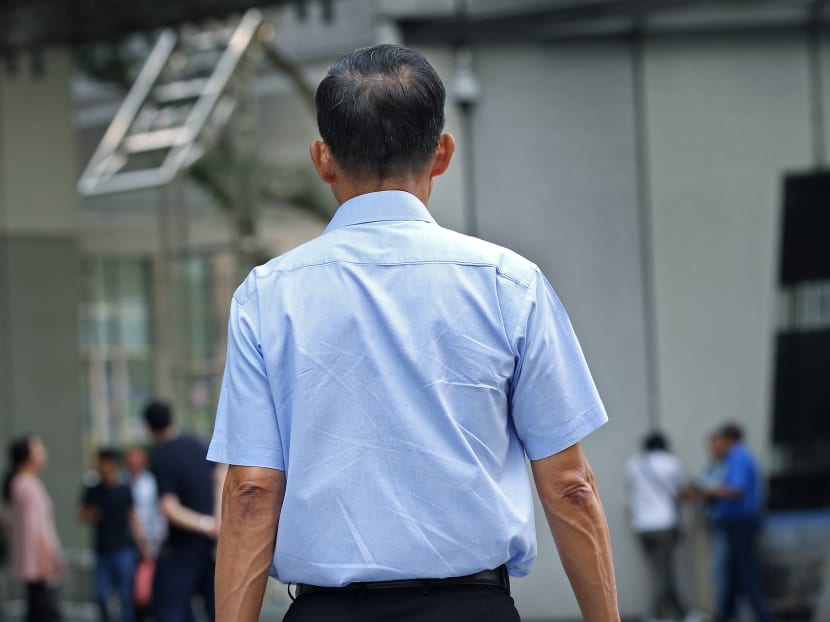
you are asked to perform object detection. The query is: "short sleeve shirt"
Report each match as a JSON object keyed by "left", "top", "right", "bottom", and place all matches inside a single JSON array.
[
  {"left": 130, "top": 471, "right": 166, "bottom": 554},
  {"left": 151, "top": 435, "right": 214, "bottom": 549},
  {"left": 713, "top": 442, "right": 763, "bottom": 521},
  {"left": 625, "top": 450, "right": 687, "bottom": 532},
  {"left": 208, "top": 190, "right": 607, "bottom": 586},
  {"left": 81, "top": 482, "right": 134, "bottom": 554}
]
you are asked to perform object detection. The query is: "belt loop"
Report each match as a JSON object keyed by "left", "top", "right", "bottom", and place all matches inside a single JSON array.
[
  {"left": 501, "top": 565, "right": 511, "bottom": 596},
  {"left": 359, "top": 583, "right": 367, "bottom": 599},
  {"left": 420, "top": 579, "right": 430, "bottom": 596}
]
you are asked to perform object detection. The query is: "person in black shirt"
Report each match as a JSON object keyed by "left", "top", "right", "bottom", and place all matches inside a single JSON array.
[
  {"left": 144, "top": 400, "right": 222, "bottom": 622},
  {"left": 80, "top": 449, "right": 148, "bottom": 622}
]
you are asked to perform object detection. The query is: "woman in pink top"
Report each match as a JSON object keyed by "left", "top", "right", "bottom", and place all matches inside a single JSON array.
[{"left": 3, "top": 436, "right": 64, "bottom": 621}]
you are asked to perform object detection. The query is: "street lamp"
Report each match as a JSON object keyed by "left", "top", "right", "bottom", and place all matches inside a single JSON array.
[{"left": 452, "top": 46, "right": 481, "bottom": 236}]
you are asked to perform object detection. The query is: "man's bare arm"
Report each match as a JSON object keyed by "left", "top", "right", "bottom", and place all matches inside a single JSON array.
[
  {"left": 704, "top": 484, "right": 742, "bottom": 500},
  {"left": 531, "top": 442, "right": 620, "bottom": 622},
  {"left": 212, "top": 463, "right": 229, "bottom": 532},
  {"left": 158, "top": 494, "right": 217, "bottom": 538},
  {"left": 78, "top": 505, "right": 100, "bottom": 523},
  {"left": 215, "top": 465, "right": 285, "bottom": 622}
]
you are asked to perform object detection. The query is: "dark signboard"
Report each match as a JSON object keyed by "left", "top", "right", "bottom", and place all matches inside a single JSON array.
[{"left": 771, "top": 171, "right": 830, "bottom": 512}]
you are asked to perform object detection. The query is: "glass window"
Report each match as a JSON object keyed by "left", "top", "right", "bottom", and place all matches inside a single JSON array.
[
  {"left": 80, "top": 251, "right": 231, "bottom": 448},
  {"left": 170, "top": 255, "right": 220, "bottom": 437},
  {"left": 79, "top": 256, "right": 154, "bottom": 449}
]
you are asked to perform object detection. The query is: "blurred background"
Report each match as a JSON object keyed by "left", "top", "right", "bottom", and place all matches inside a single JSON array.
[{"left": 1, "top": 0, "right": 829, "bottom": 620}]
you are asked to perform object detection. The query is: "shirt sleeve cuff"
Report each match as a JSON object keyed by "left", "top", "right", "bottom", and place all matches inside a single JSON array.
[
  {"left": 523, "top": 403, "right": 609, "bottom": 461},
  {"left": 207, "top": 440, "right": 285, "bottom": 471}
]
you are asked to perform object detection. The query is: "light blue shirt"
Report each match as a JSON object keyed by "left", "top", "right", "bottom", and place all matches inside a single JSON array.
[
  {"left": 208, "top": 190, "right": 607, "bottom": 586},
  {"left": 130, "top": 471, "right": 166, "bottom": 556}
]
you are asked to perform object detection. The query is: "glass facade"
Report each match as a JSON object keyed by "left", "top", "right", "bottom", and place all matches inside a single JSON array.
[
  {"left": 79, "top": 256, "right": 154, "bottom": 449},
  {"left": 79, "top": 253, "right": 229, "bottom": 449},
  {"left": 171, "top": 255, "right": 223, "bottom": 439}
]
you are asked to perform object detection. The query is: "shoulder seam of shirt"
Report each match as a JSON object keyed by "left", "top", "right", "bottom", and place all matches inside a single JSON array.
[
  {"left": 495, "top": 265, "right": 532, "bottom": 287},
  {"left": 251, "top": 258, "right": 534, "bottom": 287},
  {"left": 232, "top": 292, "right": 258, "bottom": 327},
  {"left": 508, "top": 269, "right": 540, "bottom": 349}
]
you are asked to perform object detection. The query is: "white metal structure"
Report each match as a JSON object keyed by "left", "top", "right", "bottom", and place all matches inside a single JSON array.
[{"left": 78, "top": 9, "right": 264, "bottom": 196}]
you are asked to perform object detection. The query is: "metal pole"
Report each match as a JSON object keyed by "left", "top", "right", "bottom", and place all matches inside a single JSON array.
[
  {"left": 808, "top": 2, "right": 827, "bottom": 169},
  {"left": 631, "top": 31, "right": 661, "bottom": 431},
  {"left": 461, "top": 101, "right": 477, "bottom": 237},
  {"left": 453, "top": 45, "right": 481, "bottom": 237}
]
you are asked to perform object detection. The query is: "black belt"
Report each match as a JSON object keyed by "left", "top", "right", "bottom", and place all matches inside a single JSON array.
[{"left": 294, "top": 566, "right": 510, "bottom": 598}]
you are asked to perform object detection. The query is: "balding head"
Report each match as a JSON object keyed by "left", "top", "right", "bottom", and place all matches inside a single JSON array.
[{"left": 315, "top": 44, "right": 446, "bottom": 181}]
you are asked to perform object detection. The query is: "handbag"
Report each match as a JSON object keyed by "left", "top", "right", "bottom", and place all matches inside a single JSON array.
[{"left": 134, "top": 558, "right": 155, "bottom": 606}]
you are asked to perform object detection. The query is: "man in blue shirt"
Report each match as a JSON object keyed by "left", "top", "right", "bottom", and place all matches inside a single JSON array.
[
  {"left": 705, "top": 424, "right": 771, "bottom": 622},
  {"left": 208, "top": 44, "right": 618, "bottom": 622}
]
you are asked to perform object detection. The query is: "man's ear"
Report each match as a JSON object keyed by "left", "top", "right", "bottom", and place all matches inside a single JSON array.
[
  {"left": 430, "top": 133, "right": 456, "bottom": 178},
  {"left": 310, "top": 140, "right": 338, "bottom": 184}
]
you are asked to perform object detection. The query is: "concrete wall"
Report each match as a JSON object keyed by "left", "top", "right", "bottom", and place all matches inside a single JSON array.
[
  {"left": 0, "top": 50, "right": 85, "bottom": 549},
  {"left": 644, "top": 31, "right": 816, "bottom": 474}
]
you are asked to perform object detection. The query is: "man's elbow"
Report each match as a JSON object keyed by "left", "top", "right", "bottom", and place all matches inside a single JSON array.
[
  {"left": 560, "top": 480, "right": 598, "bottom": 509},
  {"left": 542, "top": 466, "right": 600, "bottom": 511},
  {"left": 158, "top": 496, "right": 178, "bottom": 522},
  {"left": 224, "top": 479, "right": 279, "bottom": 522}
]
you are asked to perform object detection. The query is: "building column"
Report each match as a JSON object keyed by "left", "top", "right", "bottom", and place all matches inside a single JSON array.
[{"left": 0, "top": 49, "right": 85, "bottom": 548}]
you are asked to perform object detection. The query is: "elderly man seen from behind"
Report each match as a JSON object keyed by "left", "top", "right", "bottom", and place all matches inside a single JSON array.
[{"left": 209, "top": 44, "right": 619, "bottom": 622}]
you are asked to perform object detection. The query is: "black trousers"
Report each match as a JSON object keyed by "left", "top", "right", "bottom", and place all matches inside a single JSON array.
[
  {"left": 715, "top": 518, "right": 772, "bottom": 622},
  {"left": 25, "top": 582, "right": 61, "bottom": 622},
  {"left": 283, "top": 585, "right": 521, "bottom": 622},
  {"left": 152, "top": 543, "right": 215, "bottom": 622}
]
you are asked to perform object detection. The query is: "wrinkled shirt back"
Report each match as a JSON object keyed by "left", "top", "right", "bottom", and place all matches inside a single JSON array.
[{"left": 209, "top": 191, "right": 607, "bottom": 586}]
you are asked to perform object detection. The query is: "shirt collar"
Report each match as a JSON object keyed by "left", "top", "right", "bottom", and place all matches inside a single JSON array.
[{"left": 324, "top": 191, "right": 436, "bottom": 233}]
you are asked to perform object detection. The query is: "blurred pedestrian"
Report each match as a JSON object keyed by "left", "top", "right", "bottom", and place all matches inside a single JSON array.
[
  {"left": 144, "top": 400, "right": 218, "bottom": 622},
  {"left": 125, "top": 447, "right": 164, "bottom": 620},
  {"left": 125, "top": 447, "right": 165, "bottom": 557},
  {"left": 694, "top": 432, "right": 729, "bottom": 613},
  {"left": 80, "top": 449, "right": 148, "bottom": 622},
  {"left": 625, "top": 432, "right": 689, "bottom": 622},
  {"left": 0, "top": 504, "right": 9, "bottom": 571},
  {"left": 702, "top": 423, "right": 771, "bottom": 622},
  {"left": 3, "top": 436, "right": 64, "bottom": 621}
]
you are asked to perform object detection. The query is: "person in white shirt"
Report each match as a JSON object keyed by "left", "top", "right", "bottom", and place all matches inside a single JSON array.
[
  {"left": 626, "top": 432, "right": 688, "bottom": 622},
  {"left": 125, "top": 447, "right": 165, "bottom": 557}
]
